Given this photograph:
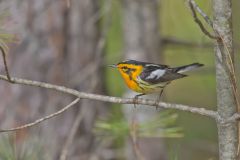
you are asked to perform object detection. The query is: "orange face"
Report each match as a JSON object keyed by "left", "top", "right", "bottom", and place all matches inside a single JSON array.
[{"left": 116, "top": 63, "right": 144, "bottom": 93}]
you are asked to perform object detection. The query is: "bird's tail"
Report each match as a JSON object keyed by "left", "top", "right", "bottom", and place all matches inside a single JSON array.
[{"left": 173, "top": 63, "right": 204, "bottom": 73}]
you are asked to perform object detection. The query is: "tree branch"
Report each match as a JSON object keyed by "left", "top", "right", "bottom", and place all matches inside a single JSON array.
[
  {"left": 0, "top": 98, "right": 80, "bottom": 132},
  {"left": 0, "top": 74, "right": 217, "bottom": 118},
  {"left": 0, "top": 45, "right": 13, "bottom": 83},
  {"left": 188, "top": 0, "right": 219, "bottom": 39},
  {"left": 188, "top": 0, "right": 213, "bottom": 27}
]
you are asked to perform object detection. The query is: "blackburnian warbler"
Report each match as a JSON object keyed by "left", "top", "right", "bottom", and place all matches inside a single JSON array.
[{"left": 109, "top": 60, "right": 203, "bottom": 101}]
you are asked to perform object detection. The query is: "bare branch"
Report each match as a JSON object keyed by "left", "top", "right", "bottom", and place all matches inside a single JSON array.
[
  {"left": 223, "top": 113, "right": 240, "bottom": 124},
  {"left": 189, "top": 0, "right": 213, "bottom": 27},
  {"left": 188, "top": 0, "right": 218, "bottom": 39},
  {"left": 0, "top": 74, "right": 218, "bottom": 119},
  {"left": 0, "top": 98, "right": 80, "bottom": 132},
  {"left": 0, "top": 45, "right": 13, "bottom": 83}
]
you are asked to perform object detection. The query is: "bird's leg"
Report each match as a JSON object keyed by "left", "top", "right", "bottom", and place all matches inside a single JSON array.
[
  {"left": 133, "top": 93, "right": 145, "bottom": 108},
  {"left": 156, "top": 86, "right": 166, "bottom": 109}
]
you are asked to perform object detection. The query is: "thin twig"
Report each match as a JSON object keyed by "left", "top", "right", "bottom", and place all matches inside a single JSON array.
[
  {"left": 0, "top": 45, "right": 13, "bottom": 83},
  {"left": 188, "top": 0, "right": 218, "bottom": 39},
  {"left": 215, "top": 33, "right": 240, "bottom": 111},
  {"left": 215, "top": 22, "right": 240, "bottom": 157},
  {"left": 0, "top": 98, "right": 80, "bottom": 132},
  {"left": 188, "top": 0, "right": 213, "bottom": 27}
]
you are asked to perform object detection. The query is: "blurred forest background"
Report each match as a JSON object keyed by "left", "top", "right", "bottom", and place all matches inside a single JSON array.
[{"left": 0, "top": 0, "right": 239, "bottom": 160}]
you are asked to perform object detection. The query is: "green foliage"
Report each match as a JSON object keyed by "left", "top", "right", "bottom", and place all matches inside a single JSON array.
[
  {"left": 94, "top": 110, "right": 183, "bottom": 147},
  {"left": 94, "top": 109, "right": 127, "bottom": 147},
  {"left": 138, "top": 111, "right": 183, "bottom": 138},
  {"left": 0, "top": 134, "right": 46, "bottom": 160},
  {"left": 0, "top": 135, "right": 15, "bottom": 160},
  {"left": 169, "top": 150, "right": 179, "bottom": 160}
]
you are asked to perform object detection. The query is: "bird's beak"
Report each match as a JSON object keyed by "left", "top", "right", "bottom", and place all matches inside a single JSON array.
[{"left": 108, "top": 64, "right": 117, "bottom": 68}]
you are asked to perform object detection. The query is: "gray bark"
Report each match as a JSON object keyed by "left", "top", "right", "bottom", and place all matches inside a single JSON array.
[
  {"left": 213, "top": 0, "right": 238, "bottom": 159},
  {"left": 0, "top": 0, "right": 107, "bottom": 159}
]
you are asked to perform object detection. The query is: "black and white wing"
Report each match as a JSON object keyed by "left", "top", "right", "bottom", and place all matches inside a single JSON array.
[{"left": 139, "top": 64, "right": 186, "bottom": 84}]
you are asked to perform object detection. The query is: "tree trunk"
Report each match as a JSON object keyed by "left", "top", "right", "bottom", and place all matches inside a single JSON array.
[
  {"left": 0, "top": 0, "right": 107, "bottom": 159},
  {"left": 213, "top": 0, "right": 238, "bottom": 159}
]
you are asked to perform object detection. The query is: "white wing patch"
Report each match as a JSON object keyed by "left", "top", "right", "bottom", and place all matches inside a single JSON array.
[
  {"left": 145, "top": 64, "right": 161, "bottom": 67},
  {"left": 146, "top": 69, "right": 165, "bottom": 80}
]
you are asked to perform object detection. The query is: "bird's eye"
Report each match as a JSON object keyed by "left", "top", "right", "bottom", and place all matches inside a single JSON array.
[{"left": 121, "top": 66, "right": 129, "bottom": 72}]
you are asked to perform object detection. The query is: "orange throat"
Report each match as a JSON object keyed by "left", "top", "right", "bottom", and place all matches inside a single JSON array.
[{"left": 117, "top": 64, "right": 143, "bottom": 93}]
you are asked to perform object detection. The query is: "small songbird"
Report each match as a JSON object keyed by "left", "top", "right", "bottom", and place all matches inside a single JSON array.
[{"left": 109, "top": 60, "right": 203, "bottom": 102}]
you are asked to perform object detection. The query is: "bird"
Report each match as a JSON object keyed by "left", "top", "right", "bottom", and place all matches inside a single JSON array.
[{"left": 109, "top": 60, "right": 204, "bottom": 106}]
